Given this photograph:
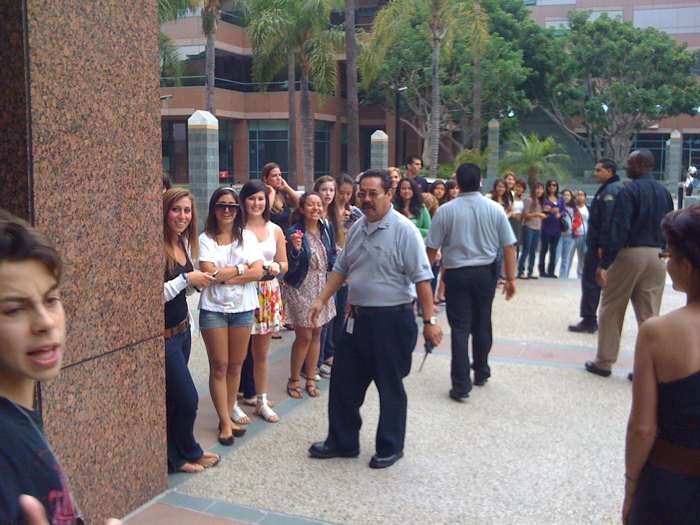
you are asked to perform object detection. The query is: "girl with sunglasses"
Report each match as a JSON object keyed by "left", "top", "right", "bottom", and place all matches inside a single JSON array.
[
  {"left": 539, "top": 179, "right": 565, "bottom": 278},
  {"left": 198, "top": 187, "right": 264, "bottom": 446}
]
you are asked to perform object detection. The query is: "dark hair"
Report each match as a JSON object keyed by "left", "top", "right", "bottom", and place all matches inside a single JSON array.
[
  {"left": 545, "top": 179, "right": 559, "bottom": 197},
  {"left": 445, "top": 180, "right": 458, "bottom": 200},
  {"left": 335, "top": 173, "right": 356, "bottom": 207},
  {"left": 204, "top": 187, "right": 243, "bottom": 245},
  {"left": 313, "top": 176, "right": 345, "bottom": 247},
  {"left": 577, "top": 190, "right": 587, "bottom": 198},
  {"left": 561, "top": 188, "right": 575, "bottom": 207},
  {"left": 515, "top": 178, "right": 527, "bottom": 191},
  {"left": 0, "top": 210, "right": 62, "bottom": 282},
  {"left": 395, "top": 177, "right": 423, "bottom": 217},
  {"left": 163, "top": 188, "right": 199, "bottom": 273},
  {"left": 238, "top": 179, "right": 270, "bottom": 224},
  {"left": 290, "top": 191, "right": 323, "bottom": 226},
  {"left": 491, "top": 179, "right": 509, "bottom": 206},
  {"left": 430, "top": 180, "right": 447, "bottom": 204},
  {"left": 406, "top": 155, "right": 422, "bottom": 168},
  {"left": 261, "top": 162, "right": 281, "bottom": 181},
  {"left": 358, "top": 169, "right": 392, "bottom": 192},
  {"left": 662, "top": 204, "right": 700, "bottom": 274},
  {"left": 162, "top": 174, "right": 172, "bottom": 191},
  {"left": 629, "top": 149, "right": 655, "bottom": 173},
  {"left": 455, "top": 163, "right": 481, "bottom": 192},
  {"left": 596, "top": 158, "right": 617, "bottom": 176},
  {"left": 530, "top": 181, "right": 545, "bottom": 208}
]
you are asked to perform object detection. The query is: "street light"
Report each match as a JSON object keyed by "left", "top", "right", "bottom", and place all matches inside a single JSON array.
[{"left": 395, "top": 86, "right": 408, "bottom": 166}]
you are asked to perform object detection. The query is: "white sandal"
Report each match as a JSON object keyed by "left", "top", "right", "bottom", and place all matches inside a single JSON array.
[
  {"left": 255, "top": 394, "right": 279, "bottom": 423},
  {"left": 232, "top": 403, "right": 251, "bottom": 425}
]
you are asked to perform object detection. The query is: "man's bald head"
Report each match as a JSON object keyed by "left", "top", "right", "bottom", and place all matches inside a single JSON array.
[{"left": 627, "top": 149, "right": 655, "bottom": 179}]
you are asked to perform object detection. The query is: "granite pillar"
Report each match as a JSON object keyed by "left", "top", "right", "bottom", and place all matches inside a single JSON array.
[
  {"left": 188, "top": 110, "right": 220, "bottom": 229},
  {"left": 0, "top": 1, "right": 166, "bottom": 523},
  {"left": 666, "top": 130, "right": 682, "bottom": 182},
  {"left": 370, "top": 130, "right": 389, "bottom": 170},
  {"left": 487, "top": 119, "right": 500, "bottom": 179}
]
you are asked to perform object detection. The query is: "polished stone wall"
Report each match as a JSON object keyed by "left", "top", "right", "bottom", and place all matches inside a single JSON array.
[{"left": 0, "top": 1, "right": 167, "bottom": 522}]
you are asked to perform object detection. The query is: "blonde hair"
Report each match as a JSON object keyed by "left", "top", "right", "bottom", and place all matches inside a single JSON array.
[{"left": 163, "top": 188, "right": 199, "bottom": 273}]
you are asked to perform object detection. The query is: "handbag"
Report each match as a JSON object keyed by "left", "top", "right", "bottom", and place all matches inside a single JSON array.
[{"left": 559, "top": 215, "right": 569, "bottom": 233}]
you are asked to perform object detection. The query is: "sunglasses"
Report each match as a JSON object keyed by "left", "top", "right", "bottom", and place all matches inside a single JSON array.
[{"left": 214, "top": 203, "right": 239, "bottom": 212}]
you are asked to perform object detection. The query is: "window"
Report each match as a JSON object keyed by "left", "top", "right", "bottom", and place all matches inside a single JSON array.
[
  {"left": 634, "top": 7, "right": 700, "bottom": 34},
  {"left": 249, "top": 120, "right": 289, "bottom": 179},
  {"left": 219, "top": 120, "right": 235, "bottom": 185},
  {"left": 314, "top": 122, "right": 331, "bottom": 178},
  {"left": 588, "top": 10, "right": 623, "bottom": 22},
  {"left": 162, "top": 120, "right": 189, "bottom": 184},
  {"left": 544, "top": 19, "right": 570, "bottom": 30},
  {"left": 683, "top": 134, "right": 700, "bottom": 172},
  {"left": 537, "top": 0, "right": 575, "bottom": 5},
  {"left": 632, "top": 133, "right": 669, "bottom": 179}
]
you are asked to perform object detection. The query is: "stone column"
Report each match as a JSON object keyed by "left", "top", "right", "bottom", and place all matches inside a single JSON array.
[
  {"left": 0, "top": 1, "right": 165, "bottom": 523},
  {"left": 370, "top": 130, "right": 389, "bottom": 170},
  {"left": 487, "top": 119, "right": 500, "bottom": 179},
  {"left": 666, "top": 130, "right": 682, "bottom": 182},
  {"left": 188, "top": 110, "right": 220, "bottom": 229}
]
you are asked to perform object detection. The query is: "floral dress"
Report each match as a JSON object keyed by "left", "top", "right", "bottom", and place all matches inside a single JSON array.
[{"left": 284, "top": 231, "right": 336, "bottom": 328}]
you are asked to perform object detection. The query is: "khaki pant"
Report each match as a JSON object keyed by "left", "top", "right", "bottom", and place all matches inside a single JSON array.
[{"left": 595, "top": 247, "right": 666, "bottom": 369}]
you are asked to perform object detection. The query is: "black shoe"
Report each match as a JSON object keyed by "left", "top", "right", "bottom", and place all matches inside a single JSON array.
[
  {"left": 369, "top": 451, "right": 404, "bottom": 469},
  {"left": 628, "top": 373, "right": 633, "bottom": 382},
  {"left": 568, "top": 320, "right": 598, "bottom": 334},
  {"left": 585, "top": 361, "right": 611, "bottom": 378},
  {"left": 449, "top": 389, "right": 469, "bottom": 402},
  {"left": 308, "top": 441, "right": 359, "bottom": 459},
  {"left": 217, "top": 433, "right": 234, "bottom": 446},
  {"left": 474, "top": 376, "right": 489, "bottom": 386},
  {"left": 228, "top": 419, "right": 247, "bottom": 437}
]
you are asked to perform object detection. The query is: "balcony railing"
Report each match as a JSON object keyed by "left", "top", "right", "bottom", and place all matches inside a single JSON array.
[{"left": 160, "top": 76, "right": 309, "bottom": 93}]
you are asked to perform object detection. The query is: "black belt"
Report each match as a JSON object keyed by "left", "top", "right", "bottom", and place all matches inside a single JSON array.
[{"left": 350, "top": 303, "right": 413, "bottom": 317}]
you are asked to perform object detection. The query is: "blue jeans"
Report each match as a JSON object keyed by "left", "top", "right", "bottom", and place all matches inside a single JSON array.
[
  {"left": 574, "top": 236, "right": 587, "bottom": 279},
  {"left": 518, "top": 226, "right": 540, "bottom": 276},
  {"left": 164, "top": 329, "right": 203, "bottom": 471},
  {"left": 558, "top": 235, "right": 576, "bottom": 279}
]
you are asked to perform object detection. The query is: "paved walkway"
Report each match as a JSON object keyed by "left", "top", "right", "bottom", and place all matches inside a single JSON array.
[{"left": 125, "top": 276, "right": 684, "bottom": 525}]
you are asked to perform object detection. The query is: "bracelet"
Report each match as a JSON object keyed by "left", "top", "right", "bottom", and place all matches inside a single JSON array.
[
  {"left": 236, "top": 264, "right": 245, "bottom": 276},
  {"left": 624, "top": 473, "right": 638, "bottom": 482}
]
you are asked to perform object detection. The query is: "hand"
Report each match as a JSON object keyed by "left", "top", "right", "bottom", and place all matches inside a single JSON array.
[
  {"left": 308, "top": 298, "right": 325, "bottom": 326},
  {"left": 621, "top": 480, "right": 637, "bottom": 524},
  {"left": 291, "top": 230, "right": 303, "bottom": 252},
  {"left": 269, "top": 262, "right": 281, "bottom": 276},
  {"left": 502, "top": 279, "right": 516, "bottom": 300},
  {"left": 596, "top": 268, "right": 608, "bottom": 287},
  {"left": 19, "top": 495, "right": 122, "bottom": 525},
  {"left": 187, "top": 271, "right": 217, "bottom": 289},
  {"left": 423, "top": 324, "right": 442, "bottom": 347}
]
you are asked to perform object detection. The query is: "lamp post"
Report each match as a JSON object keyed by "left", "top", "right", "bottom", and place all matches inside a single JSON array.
[{"left": 394, "top": 86, "right": 407, "bottom": 166}]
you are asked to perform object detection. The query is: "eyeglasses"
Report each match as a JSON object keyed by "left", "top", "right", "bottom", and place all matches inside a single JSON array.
[
  {"left": 547, "top": 183, "right": 558, "bottom": 187},
  {"left": 658, "top": 251, "right": 670, "bottom": 260},
  {"left": 215, "top": 203, "right": 239, "bottom": 212},
  {"left": 357, "top": 190, "right": 386, "bottom": 200}
]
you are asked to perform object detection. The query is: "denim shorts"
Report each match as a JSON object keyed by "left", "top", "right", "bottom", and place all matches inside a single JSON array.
[{"left": 199, "top": 309, "right": 255, "bottom": 330}]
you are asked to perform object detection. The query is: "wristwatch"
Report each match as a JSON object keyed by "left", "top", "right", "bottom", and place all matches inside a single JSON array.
[
  {"left": 236, "top": 264, "right": 245, "bottom": 276},
  {"left": 423, "top": 316, "right": 438, "bottom": 326}
]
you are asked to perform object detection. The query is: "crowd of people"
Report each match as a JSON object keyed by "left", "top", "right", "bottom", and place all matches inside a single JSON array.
[{"left": 3, "top": 149, "right": 700, "bottom": 524}]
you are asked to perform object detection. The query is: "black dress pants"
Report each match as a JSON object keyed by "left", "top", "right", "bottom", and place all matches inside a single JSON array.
[
  {"left": 326, "top": 306, "right": 417, "bottom": 457},
  {"left": 579, "top": 249, "right": 601, "bottom": 323},
  {"left": 444, "top": 264, "right": 497, "bottom": 396}
]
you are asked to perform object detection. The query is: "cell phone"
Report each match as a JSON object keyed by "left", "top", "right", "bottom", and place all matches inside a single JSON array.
[{"left": 210, "top": 271, "right": 219, "bottom": 278}]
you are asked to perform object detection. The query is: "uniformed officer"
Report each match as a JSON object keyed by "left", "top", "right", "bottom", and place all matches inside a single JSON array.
[
  {"left": 568, "top": 158, "right": 622, "bottom": 333},
  {"left": 585, "top": 149, "right": 674, "bottom": 377},
  {"left": 307, "top": 169, "right": 442, "bottom": 469}
]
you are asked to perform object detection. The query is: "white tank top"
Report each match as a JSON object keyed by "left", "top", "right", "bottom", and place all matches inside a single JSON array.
[{"left": 258, "top": 222, "right": 277, "bottom": 264}]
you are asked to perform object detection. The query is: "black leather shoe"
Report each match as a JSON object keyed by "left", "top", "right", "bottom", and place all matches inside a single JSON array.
[
  {"left": 449, "top": 389, "right": 469, "bottom": 402},
  {"left": 568, "top": 320, "right": 598, "bottom": 334},
  {"left": 369, "top": 451, "right": 404, "bottom": 469},
  {"left": 308, "top": 441, "right": 359, "bottom": 459},
  {"left": 585, "top": 361, "right": 611, "bottom": 377},
  {"left": 218, "top": 434, "right": 234, "bottom": 446},
  {"left": 628, "top": 373, "right": 633, "bottom": 382},
  {"left": 474, "top": 376, "right": 489, "bottom": 386}
]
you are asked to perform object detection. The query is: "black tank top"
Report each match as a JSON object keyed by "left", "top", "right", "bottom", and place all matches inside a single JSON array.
[
  {"left": 164, "top": 255, "right": 193, "bottom": 329},
  {"left": 657, "top": 370, "right": 700, "bottom": 449}
]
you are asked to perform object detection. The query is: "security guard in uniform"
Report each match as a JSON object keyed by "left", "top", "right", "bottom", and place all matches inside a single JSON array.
[
  {"left": 306, "top": 169, "right": 442, "bottom": 469},
  {"left": 568, "top": 158, "right": 622, "bottom": 333},
  {"left": 585, "top": 149, "right": 674, "bottom": 377}
]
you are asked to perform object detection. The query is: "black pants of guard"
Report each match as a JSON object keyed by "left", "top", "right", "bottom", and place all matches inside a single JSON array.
[
  {"left": 579, "top": 249, "right": 601, "bottom": 323},
  {"left": 325, "top": 306, "right": 417, "bottom": 457},
  {"left": 444, "top": 264, "right": 497, "bottom": 396}
]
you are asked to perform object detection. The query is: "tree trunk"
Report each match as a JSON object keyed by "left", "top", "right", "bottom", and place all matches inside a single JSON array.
[
  {"left": 205, "top": 23, "right": 216, "bottom": 113},
  {"left": 345, "top": 0, "right": 360, "bottom": 176},
  {"left": 527, "top": 167, "right": 539, "bottom": 191},
  {"left": 429, "top": 39, "right": 442, "bottom": 178},
  {"left": 300, "top": 67, "right": 314, "bottom": 190},
  {"left": 287, "top": 52, "right": 298, "bottom": 188},
  {"left": 471, "top": 52, "right": 482, "bottom": 150}
]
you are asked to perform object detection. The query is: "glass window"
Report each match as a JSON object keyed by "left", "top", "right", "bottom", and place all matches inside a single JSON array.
[
  {"left": 634, "top": 7, "right": 700, "bottom": 34},
  {"left": 632, "top": 133, "right": 669, "bottom": 179},
  {"left": 537, "top": 0, "right": 575, "bottom": 5},
  {"left": 314, "top": 121, "right": 331, "bottom": 178},
  {"left": 683, "top": 134, "right": 700, "bottom": 171},
  {"left": 249, "top": 120, "right": 289, "bottom": 179},
  {"left": 219, "top": 119, "right": 235, "bottom": 185},
  {"left": 162, "top": 120, "right": 189, "bottom": 184}
]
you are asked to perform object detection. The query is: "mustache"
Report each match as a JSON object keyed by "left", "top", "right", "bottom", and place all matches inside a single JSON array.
[{"left": 361, "top": 203, "right": 375, "bottom": 210}]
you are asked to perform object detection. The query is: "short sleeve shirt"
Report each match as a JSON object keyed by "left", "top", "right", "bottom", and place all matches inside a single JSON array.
[
  {"left": 198, "top": 230, "right": 263, "bottom": 312},
  {"left": 333, "top": 209, "right": 433, "bottom": 306},
  {"left": 425, "top": 192, "right": 516, "bottom": 269}
]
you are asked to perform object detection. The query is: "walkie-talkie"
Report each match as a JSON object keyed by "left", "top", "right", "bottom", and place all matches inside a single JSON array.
[{"left": 418, "top": 340, "right": 435, "bottom": 372}]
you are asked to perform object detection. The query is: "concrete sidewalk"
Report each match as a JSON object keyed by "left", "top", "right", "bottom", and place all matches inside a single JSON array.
[{"left": 126, "top": 277, "right": 685, "bottom": 525}]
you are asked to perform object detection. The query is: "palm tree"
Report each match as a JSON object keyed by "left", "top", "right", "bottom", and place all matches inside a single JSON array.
[
  {"left": 158, "top": 0, "right": 194, "bottom": 84},
  {"left": 201, "top": 1, "right": 221, "bottom": 113},
  {"left": 360, "top": 0, "right": 475, "bottom": 179},
  {"left": 248, "top": 0, "right": 343, "bottom": 190},
  {"left": 345, "top": 0, "right": 360, "bottom": 176},
  {"left": 502, "top": 133, "right": 570, "bottom": 189}
]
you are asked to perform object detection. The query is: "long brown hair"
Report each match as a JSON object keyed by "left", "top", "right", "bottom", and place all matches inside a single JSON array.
[
  {"left": 313, "top": 175, "right": 345, "bottom": 247},
  {"left": 163, "top": 188, "right": 199, "bottom": 273},
  {"left": 262, "top": 162, "right": 286, "bottom": 214},
  {"left": 204, "top": 187, "right": 243, "bottom": 245}
]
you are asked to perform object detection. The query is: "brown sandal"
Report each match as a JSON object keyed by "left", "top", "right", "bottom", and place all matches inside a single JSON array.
[
  {"left": 287, "top": 378, "right": 303, "bottom": 399},
  {"left": 305, "top": 379, "right": 321, "bottom": 398},
  {"left": 177, "top": 461, "right": 205, "bottom": 474}
]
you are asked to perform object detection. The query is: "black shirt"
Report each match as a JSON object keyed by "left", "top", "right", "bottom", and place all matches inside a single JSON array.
[
  {"left": 600, "top": 174, "right": 674, "bottom": 269},
  {"left": 270, "top": 202, "right": 292, "bottom": 229},
  {"left": 587, "top": 175, "right": 622, "bottom": 251},
  {"left": 0, "top": 397, "right": 82, "bottom": 524},
  {"left": 164, "top": 255, "right": 193, "bottom": 329}
]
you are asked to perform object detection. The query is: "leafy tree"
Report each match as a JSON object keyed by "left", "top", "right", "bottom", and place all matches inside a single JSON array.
[
  {"left": 542, "top": 12, "right": 700, "bottom": 166},
  {"left": 502, "top": 133, "right": 570, "bottom": 189},
  {"left": 248, "top": 0, "right": 343, "bottom": 190},
  {"left": 158, "top": 0, "right": 194, "bottom": 83}
]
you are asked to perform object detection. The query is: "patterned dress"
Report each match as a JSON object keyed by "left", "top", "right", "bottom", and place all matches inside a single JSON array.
[
  {"left": 284, "top": 231, "right": 336, "bottom": 328},
  {"left": 252, "top": 279, "right": 285, "bottom": 335}
]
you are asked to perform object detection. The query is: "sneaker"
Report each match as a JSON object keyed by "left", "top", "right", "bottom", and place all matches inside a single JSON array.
[{"left": 319, "top": 363, "right": 332, "bottom": 379}]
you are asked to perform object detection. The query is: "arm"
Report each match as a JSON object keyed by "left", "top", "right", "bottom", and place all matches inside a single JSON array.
[
  {"left": 427, "top": 247, "right": 439, "bottom": 265},
  {"left": 599, "top": 190, "right": 628, "bottom": 269},
  {"left": 502, "top": 244, "right": 517, "bottom": 300},
  {"left": 308, "top": 271, "right": 346, "bottom": 325},
  {"left": 416, "top": 280, "right": 442, "bottom": 347},
  {"left": 272, "top": 225, "right": 289, "bottom": 275},
  {"left": 417, "top": 206, "right": 431, "bottom": 238},
  {"left": 223, "top": 260, "right": 264, "bottom": 284},
  {"left": 280, "top": 180, "right": 300, "bottom": 208},
  {"left": 164, "top": 274, "right": 188, "bottom": 302}
]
